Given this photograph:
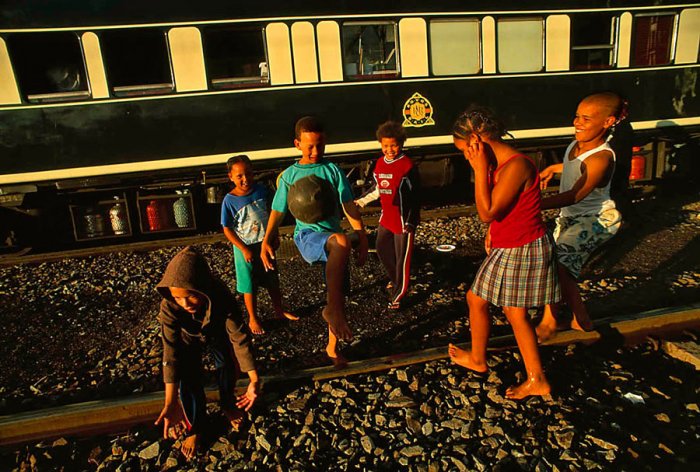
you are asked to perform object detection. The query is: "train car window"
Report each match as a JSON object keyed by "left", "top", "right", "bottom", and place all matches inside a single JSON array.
[
  {"left": 342, "top": 22, "right": 399, "bottom": 80},
  {"left": 571, "top": 13, "right": 617, "bottom": 70},
  {"left": 6, "top": 32, "right": 90, "bottom": 103},
  {"left": 202, "top": 26, "right": 269, "bottom": 89},
  {"left": 430, "top": 19, "right": 480, "bottom": 76},
  {"left": 100, "top": 29, "right": 173, "bottom": 96},
  {"left": 496, "top": 18, "right": 544, "bottom": 73},
  {"left": 632, "top": 13, "right": 676, "bottom": 66}
]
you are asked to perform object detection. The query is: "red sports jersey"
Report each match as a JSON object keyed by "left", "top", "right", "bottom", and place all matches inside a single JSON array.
[{"left": 373, "top": 153, "right": 419, "bottom": 234}]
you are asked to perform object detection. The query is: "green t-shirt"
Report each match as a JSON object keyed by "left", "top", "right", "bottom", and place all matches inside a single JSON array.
[{"left": 272, "top": 160, "right": 353, "bottom": 235}]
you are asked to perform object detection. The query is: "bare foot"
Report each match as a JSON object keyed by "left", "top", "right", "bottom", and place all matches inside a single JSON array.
[
  {"left": 322, "top": 306, "right": 353, "bottom": 341},
  {"left": 276, "top": 311, "right": 299, "bottom": 321},
  {"left": 535, "top": 320, "right": 558, "bottom": 343},
  {"left": 248, "top": 317, "right": 265, "bottom": 335},
  {"left": 326, "top": 345, "right": 348, "bottom": 369},
  {"left": 180, "top": 434, "right": 199, "bottom": 461},
  {"left": 448, "top": 343, "right": 487, "bottom": 373},
  {"left": 505, "top": 376, "right": 551, "bottom": 400},
  {"left": 222, "top": 407, "right": 244, "bottom": 432},
  {"left": 570, "top": 313, "right": 594, "bottom": 332}
]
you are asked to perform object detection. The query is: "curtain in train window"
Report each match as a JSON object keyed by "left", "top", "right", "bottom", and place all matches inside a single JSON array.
[
  {"left": 430, "top": 19, "right": 480, "bottom": 76},
  {"left": 342, "top": 22, "right": 398, "bottom": 80},
  {"left": 571, "top": 13, "right": 617, "bottom": 70},
  {"left": 496, "top": 18, "right": 544, "bottom": 73},
  {"left": 101, "top": 29, "right": 173, "bottom": 96},
  {"left": 202, "top": 26, "right": 269, "bottom": 89},
  {"left": 6, "top": 32, "right": 90, "bottom": 103},
  {"left": 632, "top": 14, "right": 675, "bottom": 66}
]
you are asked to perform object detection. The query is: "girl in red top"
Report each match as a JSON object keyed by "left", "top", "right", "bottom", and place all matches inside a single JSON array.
[{"left": 448, "top": 106, "right": 560, "bottom": 400}]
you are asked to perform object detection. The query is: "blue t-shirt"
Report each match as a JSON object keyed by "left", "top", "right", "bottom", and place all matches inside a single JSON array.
[
  {"left": 221, "top": 183, "right": 270, "bottom": 245},
  {"left": 272, "top": 160, "right": 353, "bottom": 235}
]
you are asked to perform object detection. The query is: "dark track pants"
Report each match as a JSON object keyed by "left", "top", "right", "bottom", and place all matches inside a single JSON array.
[
  {"left": 376, "top": 225, "right": 415, "bottom": 305},
  {"left": 178, "top": 333, "right": 240, "bottom": 435}
]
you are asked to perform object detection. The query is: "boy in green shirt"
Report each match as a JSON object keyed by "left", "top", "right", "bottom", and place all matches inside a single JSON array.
[{"left": 261, "top": 117, "right": 368, "bottom": 365}]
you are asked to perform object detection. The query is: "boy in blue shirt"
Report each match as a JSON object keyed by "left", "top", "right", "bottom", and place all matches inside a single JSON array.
[
  {"left": 221, "top": 155, "right": 297, "bottom": 335},
  {"left": 261, "top": 117, "right": 368, "bottom": 365}
]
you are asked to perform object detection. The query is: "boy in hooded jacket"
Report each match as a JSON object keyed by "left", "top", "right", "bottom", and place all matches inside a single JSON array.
[{"left": 155, "top": 246, "right": 259, "bottom": 460}]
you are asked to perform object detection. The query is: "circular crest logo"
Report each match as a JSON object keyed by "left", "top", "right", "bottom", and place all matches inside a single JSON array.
[
  {"left": 402, "top": 92, "right": 435, "bottom": 128},
  {"left": 380, "top": 179, "right": 390, "bottom": 188}
]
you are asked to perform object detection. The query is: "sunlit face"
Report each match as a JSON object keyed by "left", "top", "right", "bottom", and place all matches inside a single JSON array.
[
  {"left": 380, "top": 138, "right": 402, "bottom": 160},
  {"left": 169, "top": 287, "right": 206, "bottom": 314},
  {"left": 294, "top": 131, "right": 325, "bottom": 164},
  {"left": 453, "top": 133, "right": 479, "bottom": 156},
  {"left": 454, "top": 136, "right": 469, "bottom": 156},
  {"left": 228, "top": 162, "right": 254, "bottom": 193},
  {"left": 573, "top": 99, "right": 615, "bottom": 144}
]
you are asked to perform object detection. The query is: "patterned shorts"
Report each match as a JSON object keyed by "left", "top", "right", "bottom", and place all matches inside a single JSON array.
[
  {"left": 471, "top": 233, "right": 561, "bottom": 308},
  {"left": 553, "top": 208, "right": 622, "bottom": 279}
]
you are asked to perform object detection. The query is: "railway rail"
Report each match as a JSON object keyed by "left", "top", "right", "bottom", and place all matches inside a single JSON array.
[
  {"left": 0, "top": 205, "right": 477, "bottom": 267},
  {"left": 1, "top": 303, "right": 698, "bottom": 448}
]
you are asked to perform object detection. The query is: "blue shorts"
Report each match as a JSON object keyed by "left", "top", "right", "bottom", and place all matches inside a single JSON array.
[
  {"left": 294, "top": 229, "right": 334, "bottom": 264},
  {"left": 232, "top": 243, "right": 279, "bottom": 294},
  {"left": 294, "top": 228, "right": 350, "bottom": 293}
]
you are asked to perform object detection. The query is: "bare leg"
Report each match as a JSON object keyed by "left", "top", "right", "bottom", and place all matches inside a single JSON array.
[
  {"left": 181, "top": 434, "right": 199, "bottom": 461},
  {"left": 559, "top": 268, "right": 594, "bottom": 332},
  {"left": 267, "top": 286, "right": 299, "bottom": 321},
  {"left": 243, "top": 292, "right": 264, "bottom": 335},
  {"left": 321, "top": 233, "right": 353, "bottom": 341},
  {"left": 325, "top": 326, "right": 348, "bottom": 368},
  {"left": 503, "top": 306, "right": 551, "bottom": 400},
  {"left": 448, "top": 290, "right": 490, "bottom": 373},
  {"left": 222, "top": 407, "right": 244, "bottom": 432},
  {"left": 535, "top": 303, "right": 559, "bottom": 343}
]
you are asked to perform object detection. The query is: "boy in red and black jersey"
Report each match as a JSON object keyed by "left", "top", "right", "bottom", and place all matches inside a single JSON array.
[{"left": 356, "top": 121, "right": 420, "bottom": 309}]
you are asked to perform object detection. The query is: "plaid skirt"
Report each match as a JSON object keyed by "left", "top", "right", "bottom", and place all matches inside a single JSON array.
[{"left": 471, "top": 233, "right": 561, "bottom": 308}]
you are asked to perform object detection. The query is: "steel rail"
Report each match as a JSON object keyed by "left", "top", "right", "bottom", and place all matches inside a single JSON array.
[
  {"left": 1, "top": 302, "right": 698, "bottom": 447},
  {"left": 0, "top": 205, "right": 476, "bottom": 267}
]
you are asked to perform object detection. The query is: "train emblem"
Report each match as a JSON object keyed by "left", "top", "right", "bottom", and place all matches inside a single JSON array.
[{"left": 402, "top": 93, "right": 435, "bottom": 128}]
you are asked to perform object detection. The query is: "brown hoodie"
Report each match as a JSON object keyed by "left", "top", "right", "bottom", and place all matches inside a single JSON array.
[{"left": 156, "top": 246, "right": 255, "bottom": 383}]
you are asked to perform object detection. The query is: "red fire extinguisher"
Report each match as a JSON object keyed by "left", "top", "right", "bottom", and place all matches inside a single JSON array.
[
  {"left": 629, "top": 146, "right": 646, "bottom": 180},
  {"left": 146, "top": 200, "right": 163, "bottom": 231}
]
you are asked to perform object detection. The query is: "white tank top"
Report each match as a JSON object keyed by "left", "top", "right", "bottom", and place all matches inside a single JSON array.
[{"left": 560, "top": 140, "right": 616, "bottom": 217}]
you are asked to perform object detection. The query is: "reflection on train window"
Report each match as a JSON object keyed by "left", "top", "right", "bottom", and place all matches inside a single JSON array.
[
  {"left": 342, "top": 22, "right": 398, "bottom": 80},
  {"left": 632, "top": 13, "right": 676, "bottom": 66},
  {"left": 430, "top": 19, "right": 480, "bottom": 76},
  {"left": 571, "top": 12, "right": 617, "bottom": 70},
  {"left": 7, "top": 32, "right": 89, "bottom": 103},
  {"left": 497, "top": 18, "right": 544, "bottom": 73},
  {"left": 202, "top": 26, "right": 269, "bottom": 89},
  {"left": 101, "top": 29, "right": 173, "bottom": 96}
]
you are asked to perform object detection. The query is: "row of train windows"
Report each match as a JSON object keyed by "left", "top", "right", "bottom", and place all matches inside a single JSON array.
[{"left": 1, "top": 12, "right": 686, "bottom": 103}]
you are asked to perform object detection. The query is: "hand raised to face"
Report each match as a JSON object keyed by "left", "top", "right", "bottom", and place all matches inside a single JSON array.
[{"left": 464, "top": 134, "right": 490, "bottom": 174}]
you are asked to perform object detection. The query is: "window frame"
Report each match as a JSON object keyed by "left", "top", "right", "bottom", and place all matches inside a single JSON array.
[
  {"left": 99, "top": 27, "right": 175, "bottom": 97},
  {"left": 7, "top": 31, "right": 92, "bottom": 104},
  {"left": 630, "top": 11, "right": 678, "bottom": 67},
  {"left": 428, "top": 17, "right": 482, "bottom": 77},
  {"left": 340, "top": 20, "right": 400, "bottom": 81},
  {"left": 569, "top": 12, "right": 619, "bottom": 70},
  {"left": 201, "top": 24, "right": 271, "bottom": 90},
  {"left": 495, "top": 16, "right": 545, "bottom": 74}
]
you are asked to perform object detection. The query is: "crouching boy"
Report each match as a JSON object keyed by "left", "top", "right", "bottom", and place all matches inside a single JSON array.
[{"left": 155, "top": 247, "right": 260, "bottom": 460}]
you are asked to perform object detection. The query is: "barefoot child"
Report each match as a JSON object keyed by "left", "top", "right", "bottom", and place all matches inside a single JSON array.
[
  {"left": 535, "top": 92, "right": 624, "bottom": 341},
  {"left": 221, "top": 155, "right": 297, "bottom": 334},
  {"left": 154, "top": 247, "right": 260, "bottom": 460},
  {"left": 261, "top": 116, "right": 368, "bottom": 366},
  {"left": 355, "top": 121, "right": 420, "bottom": 310},
  {"left": 448, "top": 106, "right": 560, "bottom": 400}
]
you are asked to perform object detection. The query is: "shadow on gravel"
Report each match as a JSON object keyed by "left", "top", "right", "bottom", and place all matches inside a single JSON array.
[{"left": 587, "top": 185, "right": 700, "bottom": 277}]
